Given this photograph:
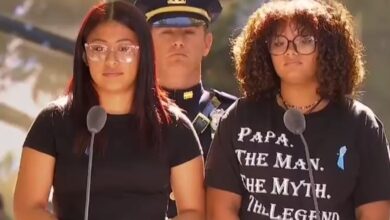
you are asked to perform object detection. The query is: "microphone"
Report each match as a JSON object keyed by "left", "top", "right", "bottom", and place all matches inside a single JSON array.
[
  {"left": 84, "top": 105, "right": 107, "bottom": 220},
  {"left": 87, "top": 106, "right": 107, "bottom": 134},
  {"left": 283, "top": 108, "right": 306, "bottom": 135},
  {"left": 283, "top": 109, "right": 320, "bottom": 219}
]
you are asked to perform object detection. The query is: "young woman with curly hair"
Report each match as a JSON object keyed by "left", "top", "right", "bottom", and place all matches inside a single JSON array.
[{"left": 205, "top": 0, "right": 390, "bottom": 219}]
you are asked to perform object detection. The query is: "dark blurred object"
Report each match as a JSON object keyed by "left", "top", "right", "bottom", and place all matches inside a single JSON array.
[
  {"left": 0, "top": 193, "right": 10, "bottom": 220},
  {"left": 0, "top": 13, "right": 74, "bottom": 55}
]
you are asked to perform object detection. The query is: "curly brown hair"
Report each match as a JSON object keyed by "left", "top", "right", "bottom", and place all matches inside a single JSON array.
[{"left": 233, "top": 0, "right": 365, "bottom": 101}]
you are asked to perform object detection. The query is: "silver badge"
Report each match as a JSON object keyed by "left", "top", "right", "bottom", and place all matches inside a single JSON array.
[{"left": 210, "top": 108, "right": 225, "bottom": 132}]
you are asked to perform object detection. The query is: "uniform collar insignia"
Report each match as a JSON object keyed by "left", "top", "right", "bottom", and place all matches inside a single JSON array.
[{"left": 183, "top": 91, "right": 194, "bottom": 100}]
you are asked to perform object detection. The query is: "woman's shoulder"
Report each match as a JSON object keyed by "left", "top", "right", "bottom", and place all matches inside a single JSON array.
[
  {"left": 38, "top": 96, "right": 70, "bottom": 120},
  {"left": 166, "top": 104, "right": 192, "bottom": 129},
  {"left": 343, "top": 98, "right": 383, "bottom": 129},
  {"left": 221, "top": 97, "right": 274, "bottom": 120}
]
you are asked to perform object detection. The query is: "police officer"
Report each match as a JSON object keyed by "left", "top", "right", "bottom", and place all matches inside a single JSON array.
[{"left": 134, "top": 0, "right": 237, "bottom": 218}]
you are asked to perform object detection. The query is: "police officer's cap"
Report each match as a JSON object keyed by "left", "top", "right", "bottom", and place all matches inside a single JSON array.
[{"left": 134, "top": 0, "right": 222, "bottom": 27}]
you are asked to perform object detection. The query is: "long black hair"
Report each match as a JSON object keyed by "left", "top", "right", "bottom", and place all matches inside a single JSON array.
[{"left": 66, "top": 1, "right": 170, "bottom": 153}]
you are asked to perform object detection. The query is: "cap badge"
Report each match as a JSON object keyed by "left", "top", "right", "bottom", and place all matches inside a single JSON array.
[{"left": 167, "top": 0, "right": 186, "bottom": 5}]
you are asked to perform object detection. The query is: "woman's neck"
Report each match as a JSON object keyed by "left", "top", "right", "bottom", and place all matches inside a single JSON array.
[
  {"left": 278, "top": 83, "right": 327, "bottom": 113},
  {"left": 280, "top": 84, "right": 319, "bottom": 106},
  {"left": 98, "top": 91, "right": 134, "bottom": 115}
]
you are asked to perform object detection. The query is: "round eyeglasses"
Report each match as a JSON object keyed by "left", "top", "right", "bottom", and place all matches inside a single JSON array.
[
  {"left": 84, "top": 42, "right": 139, "bottom": 63},
  {"left": 267, "top": 35, "right": 317, "bottom": 55}
]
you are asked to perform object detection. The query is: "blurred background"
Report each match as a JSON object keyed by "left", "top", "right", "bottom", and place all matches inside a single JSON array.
[{"left": 0, "top": 0, "right": 389, "bottom": 219}]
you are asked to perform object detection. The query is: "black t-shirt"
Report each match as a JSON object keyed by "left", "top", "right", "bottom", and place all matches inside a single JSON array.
[
  {"left": 23, "top": 102, "right": 202, "bottom": 220},
  {"left": 206, "top": 98, "right": 390, "bottom": 219}
]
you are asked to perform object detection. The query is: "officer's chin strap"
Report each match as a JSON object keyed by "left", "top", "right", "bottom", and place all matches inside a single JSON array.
[{"left": 192, "top": 91, "right": 221, "bottom": 134}]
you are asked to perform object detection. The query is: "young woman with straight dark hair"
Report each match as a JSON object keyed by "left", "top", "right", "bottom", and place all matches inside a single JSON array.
[{"left": 14, "top": 2, "right": 205, "bottom": 220}]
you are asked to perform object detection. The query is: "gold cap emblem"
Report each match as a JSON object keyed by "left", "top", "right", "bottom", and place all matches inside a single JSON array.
[{"left": 167, "top": 0, "right": 186, "bottom": 5}]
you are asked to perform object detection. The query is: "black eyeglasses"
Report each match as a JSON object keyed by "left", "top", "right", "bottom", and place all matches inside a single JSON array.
[{"left": 266, "top": 35, "right": 317, "bottom": 55}]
